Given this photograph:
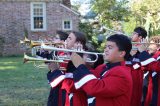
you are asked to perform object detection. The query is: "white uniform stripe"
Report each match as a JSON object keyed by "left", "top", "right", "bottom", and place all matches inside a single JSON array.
[
  {"left": 88, "top": 97, "right": 96, "bottom": 104},
  {"left": 69, "top": 93, "right": 73, "bottom": 100},
  {"left": 65, "top": 73, "right": 73, "bottom": 78},
  {"left": 143, "top": 72, "right": 149, "bottom": 79},
  {"left": 50, "top": 75, "right": 65, "bottom": 88},
  {"left": 157, "top": 56, "right": 160, "bottom": 61},
  {"left": 133, "top": 63, "right": 140, "bottom": 69},
  {"left": 75, "top": 74, "right": 96, "bottom": 89},
  {"left": 141, "top": 58, "right": 156, "bottom": 66},
  {"left": 152, "top": 72, "right": 157, "bottom": 77}
]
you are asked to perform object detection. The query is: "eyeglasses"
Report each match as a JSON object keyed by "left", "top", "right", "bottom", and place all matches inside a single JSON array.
[{"left": 132, "top": 32, "right": 139, "bottom": 35}]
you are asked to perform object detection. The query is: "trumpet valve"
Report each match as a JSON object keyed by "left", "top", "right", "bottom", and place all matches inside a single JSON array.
[{"left": 23, "top": 58, "right": 28, "bottom": 63}]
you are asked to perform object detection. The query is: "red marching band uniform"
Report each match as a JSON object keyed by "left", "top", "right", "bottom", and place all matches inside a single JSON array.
[
  {"left": 47, "top": 51, "right": 68, "bottom": 106},
  {"left": 47, "top": 62, "right": 133, "bottom": 106},
  {"left": 142, "top": 50, "right": 160, "bottom": 106},
  {"left": 129, "top": 51, "right": 160, "bottom": 106},
  {"left": 47, "top": 50, "right": 160, "bottom": 106}
]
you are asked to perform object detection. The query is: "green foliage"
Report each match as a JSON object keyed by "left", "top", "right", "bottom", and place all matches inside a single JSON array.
[
  {"left": 130, "top": 0, "right": 160, "bottom": 36},
  {"left": 92, "top": 0, "right": 130, "bottom": 25},
  {"left": 79, "top": 22, "right": 105, "bottom": 52},
  {"left": 78, "top": 22, "right": 101, "bottom": 44},
  {"left": 122, "top": 17, "right": 137, "bottom": 36},
  {"left": 79, "top": 22, "right": 94, "bottom": 41},
  {"left": 0, "top": 56, "right": 50, "bottom": 105},
  {"left": 78, "top": 0, "right": 160, "bottom": 51}
]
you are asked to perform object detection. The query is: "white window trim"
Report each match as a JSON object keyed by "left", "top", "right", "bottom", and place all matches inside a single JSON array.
[
  {"left": 30, "top": 2, "right": 47, "bottom": 31},
  {"left": 62, "top": 20, "right": 72, "bottom": 31}
]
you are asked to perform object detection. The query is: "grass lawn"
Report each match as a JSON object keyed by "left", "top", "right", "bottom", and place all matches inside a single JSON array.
[{"left": 0, "top": 56, "right": 50, "bottom": 106}]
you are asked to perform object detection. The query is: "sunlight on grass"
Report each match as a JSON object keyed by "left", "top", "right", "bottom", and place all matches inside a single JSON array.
[
  {"left": 0, "top": 56, "right": 49, "bottom": 105},
  {"left": 0, "top": 61, "right": 18, "bottom": 65},
  {"left": 0, "top": 66, "right": 17, "bottom": 70}
]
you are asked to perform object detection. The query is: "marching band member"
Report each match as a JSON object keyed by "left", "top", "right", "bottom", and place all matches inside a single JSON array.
[
  {"left": 70, "top": 34, "right": 133, "bottom": 106},
  {"left": 128, "top": 27, "right": 148, "bottom": 106},
  {"left": 47, "top": 30, "right": 69, "bottom": 106},
  {"left": 47, "top": 31, "right": 88, "bottom": 106},
  {"left": 129, "top": 27, "right": 160, "bottom": 106},
  {"left": 142, "top": 36, "right": 160, "bottom": 106},
  {"left": 61, "top": 43, "right": 104, "bottom": 106}
]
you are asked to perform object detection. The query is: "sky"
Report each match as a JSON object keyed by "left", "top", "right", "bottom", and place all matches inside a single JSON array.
[
  {"left": 71, "top": 0, "right": 91, "bottom": 16},
  {"left": 71, "top": 0, "right": 91, "bottom": 4}
]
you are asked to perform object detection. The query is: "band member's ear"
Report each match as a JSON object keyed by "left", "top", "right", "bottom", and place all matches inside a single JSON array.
[
  {"left": 119, "top": 51, "right": 126, "bottom": 58},
  {"left": 138, "top": 36, "right": 142, "bottom": 41}
]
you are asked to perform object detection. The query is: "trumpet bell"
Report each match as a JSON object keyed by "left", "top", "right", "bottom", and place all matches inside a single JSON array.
[
  {"left": 20, "top": 37, "right": 31, "bottom": 44},
  {"left": 30, "top": 41, "right": 65, "bottom": 48},
  {"left": 23, "top": 53, "right": 67, "bottom": 70},
  {"left": 23, "top": 53, "right": 65, "bottom": 63}
]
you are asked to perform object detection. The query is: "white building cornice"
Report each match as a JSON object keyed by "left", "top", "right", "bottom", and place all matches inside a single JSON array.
[{"left": 60, "top": 3, "right": 80, "bottom": 16}]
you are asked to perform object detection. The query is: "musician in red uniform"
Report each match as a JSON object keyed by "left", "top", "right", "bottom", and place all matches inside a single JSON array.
[
  {"left": 131, "top": 34, "right": 160, "bottom": 106},
  {"left": 47, "top": 31, "right": 88, "bottom": 106},
  {"left": 47, "top": 30, "right": 69, "bottom": 106},
  {"left": 61, "top": 43, "right": 104, "bottom": 106},
  {"left": 128, "top": 27, "right": 148, "bottom": 106},
  {"left": 140, "top": 36, "right": 160, "bottom": 106},
  {"left": 70, "top": 34, "right": 133, "bottom": 106}
]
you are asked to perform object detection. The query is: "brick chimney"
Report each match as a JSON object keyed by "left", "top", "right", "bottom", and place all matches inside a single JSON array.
[{"left": 62, "top": 0, "right": 71, "bottom": 8}]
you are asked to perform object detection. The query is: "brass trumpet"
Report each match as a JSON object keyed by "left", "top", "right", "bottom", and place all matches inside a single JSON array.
[
  {"left": 20, "top": 37, "right": 31, "bottom": 44},
  {"left": 131, "top": 41, "right": 160, "bottom": 51},
  {"left": 23, "top": 53, "right": 67, "bottom": 70},
  {"left": 132, "top": 42, "right": 160, "bottom": 45},
  {"left": 29, "top": 41, "right": 64, "bottom": 48},
  {"left": 41, "top": 43, "right": 104, "bottom": 63},
  {"left": 20, "top": 37, "right": 64, "bottom": 48},
  {"left": 23, "top": 53, "right": 65, "bottom": 63},
  {"left": 20, "top": 37, "right": 45, "bottom": 44}
]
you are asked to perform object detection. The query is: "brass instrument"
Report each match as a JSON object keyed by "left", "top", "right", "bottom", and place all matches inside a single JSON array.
[
  {"left": 29, "top": 41, "right": 64, "bottom": 48},
  {"left": 41, "top": 43, "right": 104, "bottom": 63},
  {"left": 20, "top": 37, "right": 31, "bottom": 44},
  {"left": 131, "top": 41, "right": 160, "bottom": 51},
  {"left": 23, "top": 53, "right": 67, "bottom": 70},
  {"left": 132, "top": 42, "right": 160, "bottom": 45},
  {"left": 23, "top": 53, "right": 65, "bottom": 63},
  {"left": 20, "top": 37, "right": 64, "bottom": 48}
]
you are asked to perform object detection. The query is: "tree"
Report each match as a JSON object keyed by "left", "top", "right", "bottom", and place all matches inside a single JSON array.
[
  {"left": 72, "top": 0, "right": 132, "bottom": 51},
  {"left": 79, "top": 22, "right": 105, "bottom": 52},
  {"left": 91, "top": 0, "right": 130, "bottom": 29},
  {"left": 130, "top": 0, "right": 160, "bottom": 36}
]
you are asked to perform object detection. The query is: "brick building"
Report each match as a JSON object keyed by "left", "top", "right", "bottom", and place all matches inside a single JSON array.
[{"left": 0, "top": 0, "right": 80, "bottom": 56}]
